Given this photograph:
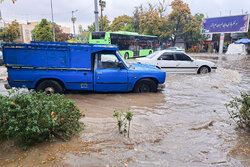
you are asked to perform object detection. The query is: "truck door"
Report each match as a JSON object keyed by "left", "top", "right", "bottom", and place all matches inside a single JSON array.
[{"left": 94, "top": 52, "right": 128, "bottom": 92}]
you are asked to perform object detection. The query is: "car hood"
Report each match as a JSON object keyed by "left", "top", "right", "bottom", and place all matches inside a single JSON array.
[
  {"left": 194, "top": 59, "right": 216, "bottom": 66},
  {"left": 129, "top": 63, "right": 160, "bottom": 71},
  {"left": 135, "top": 57, "right": 150, "bottom": 63}
]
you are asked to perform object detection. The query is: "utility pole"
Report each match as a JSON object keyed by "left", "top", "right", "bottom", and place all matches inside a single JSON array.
[
  {"left": 99, "top": 0, "right": 106, "bottom": 31},
  {"left": 71, "top": 10, "right": 78, "bottom": 38},
  {"left": 50, "top": 0, "right": 55, "bottom": 42},
  {"left": 94, "top": 0, "right": 99, "bottom": 32}
]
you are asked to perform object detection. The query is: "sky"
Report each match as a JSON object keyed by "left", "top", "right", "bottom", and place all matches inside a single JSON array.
[{"left": 0, "top": 0, "right": 250, "bottom": 33}]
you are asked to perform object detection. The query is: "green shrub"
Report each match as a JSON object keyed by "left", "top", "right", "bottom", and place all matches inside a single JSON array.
[
  {"left": 0, "top": 90, "right": 84, "bottom": 146},
  {"left": 113, "top": 109, "right": 133, "bottom": 138},
  {"left": 225, "top": 92, "right": 250, "bottom": 130}
]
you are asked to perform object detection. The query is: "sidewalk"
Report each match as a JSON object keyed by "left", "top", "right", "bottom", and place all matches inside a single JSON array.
[{"left": 0, "top": 66, "right": 7, "bottom": 82}]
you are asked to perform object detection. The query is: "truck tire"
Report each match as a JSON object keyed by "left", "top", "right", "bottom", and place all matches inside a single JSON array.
[
  {"left": 36, "top": 80, "right": 64, "bottom": 94},
  {"left": 133, "top": 79, "right": 157, "bottom": 93}
]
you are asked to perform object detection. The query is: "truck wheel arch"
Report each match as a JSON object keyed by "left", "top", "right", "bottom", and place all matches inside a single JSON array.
[
  {"left": 133, "top": 78, "right": 158, "bottom": 93},
  {"left": 35, "top": 78, "right": 65, "bottom": 93}
]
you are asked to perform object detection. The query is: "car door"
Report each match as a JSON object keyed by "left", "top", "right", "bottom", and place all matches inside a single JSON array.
[
  {"left": 156, "top": 52, "right": 176, "bottom": 73},
  {"left": 174, "top": 53, "right": 197, "bottom": 73},
  {"left": 94, "top": 52, "right": 128, "bottom": 92}
]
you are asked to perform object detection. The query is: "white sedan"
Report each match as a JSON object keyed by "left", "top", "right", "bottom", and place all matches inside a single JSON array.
[{"left": 136, "top": 50, "right": 217, "bottom": 74}]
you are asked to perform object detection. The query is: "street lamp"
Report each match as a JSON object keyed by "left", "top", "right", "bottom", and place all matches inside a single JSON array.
[
  {"left": 99, "top": 0, "right": 106, "bottom": 31},
  {"left": 71, "top": 9, "right": 78, "bottom": 39},
  {"left": 50, "top": 0, "right": 55, "bottom": 42}
]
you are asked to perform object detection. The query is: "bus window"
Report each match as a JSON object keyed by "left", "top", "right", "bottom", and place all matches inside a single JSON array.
[
  {"left": 110, "top": 34, "right": 131, "bottom": 50},
  {"left": 92, "top": 32, "right": 106, "bottom": 39}
]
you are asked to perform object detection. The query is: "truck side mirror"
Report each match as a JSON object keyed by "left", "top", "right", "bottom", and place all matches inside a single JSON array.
[{"left": 118, "top": 61, "right": 124, "bottom": 69}]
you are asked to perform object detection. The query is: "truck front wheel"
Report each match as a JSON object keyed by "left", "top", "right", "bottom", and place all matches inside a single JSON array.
[
  {"left": 133, "top": 79, "right": 157, "bottom": 93},
  {"left": 36, "top": 80, "right": 64, "bottom": 94}
]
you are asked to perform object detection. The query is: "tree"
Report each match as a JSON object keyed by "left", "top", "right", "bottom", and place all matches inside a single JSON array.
[
  {"left": 87, "top": 15, "right": 110, "bottom": 32},
  {"left": 109, "top": 15, "right": 133, "bottom": 31},
  {"left": 166, "top": 0, "right": 191, "bottom": 45},
  {"left": 183, "top": 13, "right": 205, "bottom": 49},
  {"left": 55, "top": 27, "right": 68, "bottom": 42},
  {"left": 132, "top": 5, "right": 144, "bottom": 33},
  {"left": 78, "top": 25, "right": 89, "bottom": 42},
  {"left": 120, "top": 23, "right": 135, "bottom": 32},
  {"left": 34, "top": 19, "right": 53, "bottom": 42},
  {"left": 0, "top": 0, "right": 17, "bottom": 3},
  {"left": 139, "top": 3, "right": 169, "bottom": 40},
  {"left": 0, "top": 20, "right": 20, "bottom": 42}
]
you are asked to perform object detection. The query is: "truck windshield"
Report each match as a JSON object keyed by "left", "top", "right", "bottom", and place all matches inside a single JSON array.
[{"left": 116, "top": 51, "right": 129, "bottom": 68}]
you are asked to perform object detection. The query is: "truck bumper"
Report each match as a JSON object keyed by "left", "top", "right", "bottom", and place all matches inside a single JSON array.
[
  {"left": 4, "top": 83, "right": 12, "bottom": 89},
  {"left": 157, "top": 83, "right": 165, "bottom": 90}
]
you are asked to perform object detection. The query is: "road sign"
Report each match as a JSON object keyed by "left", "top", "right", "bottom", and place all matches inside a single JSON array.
[
  {"left": 202, "top": 14, "right": 249, "bottom": 34},
  {"left": 203, "top": 33, "right": 213, "bottom": 41}
]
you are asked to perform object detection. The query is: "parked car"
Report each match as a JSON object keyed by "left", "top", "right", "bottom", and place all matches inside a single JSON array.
[
  {"left": 136, "top": 50, "right": 217, "bottom": 74},
  {"left": 0, "top": 51, "right": 3, "bottom": 66},
  {"left": 166, "top": 47, "right": 185, "bottom": 52},
  {"left": 2, "top": 42, "right": 166, "bottom": 93}
]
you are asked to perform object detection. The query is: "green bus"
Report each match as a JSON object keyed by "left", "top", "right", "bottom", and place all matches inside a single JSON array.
[{"left": 89, "top": 31, "right": 158, "bottom": 59}]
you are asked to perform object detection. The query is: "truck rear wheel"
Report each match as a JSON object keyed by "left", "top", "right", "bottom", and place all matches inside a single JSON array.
[
  {"left": 134, "top": 79, "right": 157, "bottom": 93},
  {"left": 36, "top": 80, "right": 64, "bottom": 94}
]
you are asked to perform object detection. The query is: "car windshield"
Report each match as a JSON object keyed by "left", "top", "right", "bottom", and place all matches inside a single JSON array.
[
  {"left": 116, "top": 51, "right": 129, "bottom": 68},
  {"left": 146, "top": 51, "right": 160, "bottom": 59}
]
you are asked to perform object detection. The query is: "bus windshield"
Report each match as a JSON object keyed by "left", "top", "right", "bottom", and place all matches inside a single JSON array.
[{"left": 117, "top": 51, "right": 129, "bottom": 68}]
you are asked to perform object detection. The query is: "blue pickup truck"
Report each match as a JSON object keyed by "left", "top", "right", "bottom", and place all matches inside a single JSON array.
[{"left": 2, "top": 42, "right": 165, "bottom": 93}]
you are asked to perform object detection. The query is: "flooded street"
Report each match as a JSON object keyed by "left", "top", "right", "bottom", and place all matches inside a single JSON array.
[{"left": 0, "top": 53, "right": 249, "bottom": 167}]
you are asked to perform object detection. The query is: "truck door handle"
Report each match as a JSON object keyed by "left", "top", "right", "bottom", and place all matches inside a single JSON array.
[{"left": 97, "top": 72, "right": 102, "bottom": 74}]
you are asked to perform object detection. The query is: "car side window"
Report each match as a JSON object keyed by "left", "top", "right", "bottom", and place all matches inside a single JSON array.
[
  {"left": 175, "top": 53, "right": 192, "bottom": 61},
  {"left": 98, "top": 54, "right": 120, "bottom": 69},
  {"left": 157, "top": 53, "right": 174, "bottom": 60}
]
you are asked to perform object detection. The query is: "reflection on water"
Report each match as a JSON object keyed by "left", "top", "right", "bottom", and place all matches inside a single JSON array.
[{"left": 0, "top": 54, "right": 249, "bottom": 167}]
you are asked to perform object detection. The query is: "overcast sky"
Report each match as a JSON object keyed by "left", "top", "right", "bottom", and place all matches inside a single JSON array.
[{"left": 1, "top": 0, "right": 250, "bottom": 33}]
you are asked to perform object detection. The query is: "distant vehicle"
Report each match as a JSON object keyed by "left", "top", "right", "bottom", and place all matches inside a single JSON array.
[
  {"left": 166, "top": 47, "right": 185, "bottom": 52},
  {"left": 2, "top": 42, "right": 165, "bottom": 93},
  {"left": 0, "top": 51, "right": 3, "bottom": 66},
  {"left": 136, "top": 50, "right": 217, "bottom": 74},
  {"left": 89, "top": 31, "right": 158, "bottom": 59}
]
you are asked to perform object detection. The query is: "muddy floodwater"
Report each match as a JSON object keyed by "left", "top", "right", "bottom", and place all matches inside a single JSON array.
[{"left": 0, "top": 53, "right": 249, "bottom": 167}]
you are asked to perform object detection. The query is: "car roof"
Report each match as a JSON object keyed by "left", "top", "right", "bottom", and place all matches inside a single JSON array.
[{"left": 159, "top": 50, "right": 185, "bottom": 53}]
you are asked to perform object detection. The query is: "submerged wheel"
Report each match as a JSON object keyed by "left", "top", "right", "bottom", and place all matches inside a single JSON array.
[
  {"left": 124, "top": 52, "right": 129, "bottom": 59},
  {"left": 134, "top": 79, "right": 157, "bottom": 93},
  {"left": 36, "top": 80, "right": 64, "bottom": 94},
  {"left": 149, "top": 50, "right": 152, "bottom": 54},
  {"left": 198, "top": 66, "right": 210, "bottom": 74}
]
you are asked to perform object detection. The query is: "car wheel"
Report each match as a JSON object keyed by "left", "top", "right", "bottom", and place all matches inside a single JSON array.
[
  {"left": 198, "top": 66, "right": 210, "bottom": 74},
  {"left": 124, "top": 53, "right": 129, "bottom": 59},
  {"left": 149, "top": 50, "right": 152, "bottom": 55},
  {"left": 134, "top": 79, "right": 157, "bottom": 93},
  {"left": 36, "top": 80, "right": 64, "bottom": 94}
]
